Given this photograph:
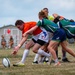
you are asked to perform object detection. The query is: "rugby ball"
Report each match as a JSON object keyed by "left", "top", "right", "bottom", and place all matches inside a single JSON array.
[{"left": 2, "top": 58, "right": 10, "bottom": 68}]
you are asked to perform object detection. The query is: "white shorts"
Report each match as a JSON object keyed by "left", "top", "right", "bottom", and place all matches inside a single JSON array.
[{"left": 32, "top": 28, "right": 50, "bottom": 43}]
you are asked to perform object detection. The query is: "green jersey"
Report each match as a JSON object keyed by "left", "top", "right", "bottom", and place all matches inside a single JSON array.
[
  {"left": 59, "top": 19, "right": 75, "bottom": 38},
  {"left": 37, "top": 18, "right": 59, "bottom": 33}
]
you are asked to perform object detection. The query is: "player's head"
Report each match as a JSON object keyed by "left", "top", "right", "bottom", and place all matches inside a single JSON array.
[
  {"left": 69, "top": 19, "right": 74, "bottom": 22},
  {"left": 15, "top": 20, "right": 24, "bottom": 26},
  {"left": 38, "top": 10, "right": 48, "bottom": 19},
  {"left": 43, "top": 8, "right": 49, "bottom": 16},
  {"left": 43, "top": 8, "right": 49, "bottom": 13},
  {"left": 15, "top": 20, "right": 24, "bottom": 31}
]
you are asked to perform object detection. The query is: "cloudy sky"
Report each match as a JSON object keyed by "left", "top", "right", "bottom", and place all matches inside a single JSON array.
[{"left": 0, "top": 0, "right": 75, "bottom": 27}]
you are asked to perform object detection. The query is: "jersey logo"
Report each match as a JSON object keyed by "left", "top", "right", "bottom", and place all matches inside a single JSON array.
[
  {"left": 41, "top": 31, "right": 47, "bottom": 39},
  {"left": 43, "top": 31, "right": 47, "bottom": 37},
  {"left": 56, "top": 37, "right": 59, "bottom": 40}
]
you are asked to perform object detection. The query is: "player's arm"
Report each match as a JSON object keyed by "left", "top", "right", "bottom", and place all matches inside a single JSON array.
[
  {"left": 53, "top": 13, "right": 64, "bottom": 23},
  {"left": 18, "top": 35, "right": 28, "bottom": 47},
  {"left": 12, "top": 34, "right": 29, "bottom": 55},
  {"left": 23, "top": 25, "right": 38, "bottom": 37}
]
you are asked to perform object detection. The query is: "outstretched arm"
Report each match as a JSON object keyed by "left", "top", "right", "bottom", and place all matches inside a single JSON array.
[{"left": 12, "top": 34, "right": 28, "bottom": 55}]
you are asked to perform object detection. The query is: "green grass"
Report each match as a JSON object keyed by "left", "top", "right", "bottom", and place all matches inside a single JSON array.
[{"left": 0, "top": 43, "right": 75, "bottom": 75}]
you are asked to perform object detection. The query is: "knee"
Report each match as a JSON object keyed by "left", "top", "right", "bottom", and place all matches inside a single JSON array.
[
  {"left": 47, "top": 45, "right": 52, "bottom": 51},
  {"left": 32, "top": 49, "right": 37, "bottom": 53},
  {"left": 47, "top": 45, "right": 53, "bottom": 53},
  {"left": 25, "top": 44, "right": 30, "bottom": 49}
]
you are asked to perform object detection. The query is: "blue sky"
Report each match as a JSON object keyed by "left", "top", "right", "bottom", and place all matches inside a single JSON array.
[{"left": 0, "top": 0, "right": 75, "bottom": 27}]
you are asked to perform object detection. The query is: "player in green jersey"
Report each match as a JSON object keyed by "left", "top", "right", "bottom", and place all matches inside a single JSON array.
[{"left": 24, "top": 10, "right": 75, "bottom": 66}]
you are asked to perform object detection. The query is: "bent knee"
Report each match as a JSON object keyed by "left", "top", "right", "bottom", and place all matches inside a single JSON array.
[
  {"left": 32, "top": 49, "right": 37, "bottom": 53},
  {"left": 25, "top": 44, "right": 32, "bottom": 49},
  {"left": 47, "top": 45, "right": 54, "bottom": 52},
  {"left": 47, "top": 45, "right": 52, "bottom": 50}
]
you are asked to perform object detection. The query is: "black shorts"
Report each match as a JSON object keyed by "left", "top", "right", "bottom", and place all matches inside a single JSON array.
[
  {"left": 32, "top": 38, "right": 37, "bottom": 43},
  {"left": 36, "top": 39, "right": 46, "bottom": 46}
]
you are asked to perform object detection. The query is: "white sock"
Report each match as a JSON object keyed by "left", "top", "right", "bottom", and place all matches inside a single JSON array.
[
  {"left": 54, "top": 59, "right": 59, "bottom": 63},
  {"left": 21, "top": 49, "right": 29, "bottom": 63},
  {"left": 37, "top": 48, "right": 50, "bottom": 57},
  {"left": 39, "top": 57, "right": 45, "bottom": 63},
  {"left": 33, "top": 54, "right": 40, "bottom": 62}
]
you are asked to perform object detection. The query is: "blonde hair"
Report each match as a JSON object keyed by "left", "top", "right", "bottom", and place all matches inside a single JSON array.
[{"left": 38, "top": 10, "right": 48, "bottom": 19}]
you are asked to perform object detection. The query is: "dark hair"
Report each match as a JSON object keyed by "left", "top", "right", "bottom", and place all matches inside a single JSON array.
[
  {"left": 69, "top": 19, "right": 74, "bottom": 22},
  {"left": 15, "top": 20, "right": 24, "bottom": 26},
  {"left": 43, "top": 8, "right": 48, "bottom": 10},
  {"left": 39, "top": 10, "right": 48, "bottom": 19}
]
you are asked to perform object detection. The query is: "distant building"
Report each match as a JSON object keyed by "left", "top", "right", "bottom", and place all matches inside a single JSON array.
[{"left": 0, "top": 25, "right": 25, "bottom": 48}]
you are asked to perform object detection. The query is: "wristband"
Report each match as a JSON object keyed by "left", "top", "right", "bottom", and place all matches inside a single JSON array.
[
  {"left": 56, "top": 16, "right": 60, "bottom": 20},
  {"left": 53, "top": 16, "right": 60, "bottom": 23},
  {"left": 18, "top": 44, "right": 21, "bottom": 47}
]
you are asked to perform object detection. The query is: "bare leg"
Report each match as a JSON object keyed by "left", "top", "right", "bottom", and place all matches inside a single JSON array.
[
  {"left": 32, "top": 43, "right": 50, "bottom": 57},
  {"left": 47, "top": 41, "right": 59, "bottom": 62},
  {"left": 61, "top": 41, "right": 75, "bottom": 57}
]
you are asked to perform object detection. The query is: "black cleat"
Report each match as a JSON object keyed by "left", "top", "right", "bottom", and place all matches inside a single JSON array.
[
  {"left": 32, "top": 61, "right": 38, "bottom": 64},
  {"left": 62, "top": 58, "right": 70, "bottom": 62}
]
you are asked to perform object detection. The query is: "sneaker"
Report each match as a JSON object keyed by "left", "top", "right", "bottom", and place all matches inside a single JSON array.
[
  {"left": 62, "top": 58, "right": 70, "bottom": 62},
  {"left": 43, "top": 59, "right": 49, "bottom": 63},
  {"left": 54, "top": 62, "right": 61, "bottom": 66},
  {"left": 32, "top": 61, "right": 38, "bottom": 64},
  {"left": 13, "top": 62, "right": 25, "bottom": 67}
]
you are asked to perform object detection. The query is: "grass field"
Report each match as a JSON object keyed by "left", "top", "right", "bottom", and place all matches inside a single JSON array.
[{"left": 0, "top": 43, "right": 75, "bottom": 75}]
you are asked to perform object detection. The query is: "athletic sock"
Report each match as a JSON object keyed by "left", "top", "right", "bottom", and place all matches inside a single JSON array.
[
  {"left": 54, "top": 58, "right": 59, "bottom": 63},
  {"left": 62, "top": 49, "right": 66, "bottom": 59},
  {"left": 39, "top": 57, "right": 45, "bottom": 63},
  {"left": 37, "top": 48, "right": 50, "bottom": 57},
  {"left": 21, "top": 49, "right": 29, "bottom": 63},
  {"left": 33, "top": 54, "right": 39, "bottom": 62}
]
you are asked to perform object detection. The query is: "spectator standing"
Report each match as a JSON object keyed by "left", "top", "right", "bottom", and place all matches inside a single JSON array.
[
  {"left": 1, "top": 35, "right": 6, "bottom": 49},
  {"left": 8, "top": 36, "right": 14, "bottom": 48}
]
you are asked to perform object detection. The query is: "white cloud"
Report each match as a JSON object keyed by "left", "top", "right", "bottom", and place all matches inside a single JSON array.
[
  {"left": 0, "top": 0, "right": 75, "bottom": 27},
  {"left": 0, "top": 15, "right": 38, "bottom": 26},
  {"left": 23, "top": 0, "right": 35, "bottom": 3},
  {"left": 58, "top": 0, "right": 75, "bottom": 10},
  {"left": 0, "top": 17, "right": 16, "bottom": 25},
  {"left": 46, "top": 0, "right": 75, "bottom": 11}
]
